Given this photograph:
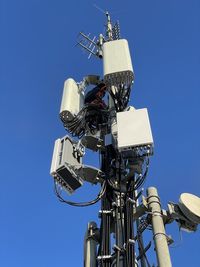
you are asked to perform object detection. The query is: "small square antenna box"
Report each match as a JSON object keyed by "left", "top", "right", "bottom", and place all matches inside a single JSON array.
[
  {"left": 117, "top": 108, "right": 153, "bottom": 151},
  {"left": 50, "top": 135, "right": 83, "bottom": 194}
]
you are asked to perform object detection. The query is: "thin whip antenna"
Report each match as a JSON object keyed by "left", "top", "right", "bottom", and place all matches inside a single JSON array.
[
  {"left": 93, "top": 3, "right": 106, "bottom": 14},
  {"left": 93, "top": 4, "right": 113, "bottom": 41}
]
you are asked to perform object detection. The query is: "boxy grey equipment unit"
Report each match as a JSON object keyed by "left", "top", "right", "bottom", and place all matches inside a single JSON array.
[{"left": 50, "top": 135, "right": 83, "bottom": 194}]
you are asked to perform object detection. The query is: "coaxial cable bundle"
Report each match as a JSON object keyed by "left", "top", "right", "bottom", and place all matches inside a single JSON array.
[{"left": 62, "top": 104, "right": 109, "bottom": 138}]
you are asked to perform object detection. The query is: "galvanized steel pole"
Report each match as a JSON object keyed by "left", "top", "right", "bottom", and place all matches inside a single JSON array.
[{"left": 147, "top": 187, "right": 172, "bottom": 267}]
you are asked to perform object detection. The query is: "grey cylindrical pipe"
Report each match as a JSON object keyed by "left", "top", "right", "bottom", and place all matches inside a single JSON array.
[
  {"left": 147, "top": 187, "right": 172, "bottom": 267},
  {"left": 84, "top": 222, "right": 98, "bottom": 267}
]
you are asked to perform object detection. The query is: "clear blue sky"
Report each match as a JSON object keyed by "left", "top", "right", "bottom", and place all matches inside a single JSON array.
[{"left": 1, "top": 0, "right": 200, "bottom": 266}]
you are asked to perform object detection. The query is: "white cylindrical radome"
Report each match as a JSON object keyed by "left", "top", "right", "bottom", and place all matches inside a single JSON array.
[{"left": 60, "top": 78, "right": 83, "bottom": 122}]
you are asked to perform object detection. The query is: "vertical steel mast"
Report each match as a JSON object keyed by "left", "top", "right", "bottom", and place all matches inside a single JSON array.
[
  {"left": 50, "top": 10, "right": 200, "bottom": 267},
  {"left": 93, "top": 13, "right": 136, "bottom": 266}
]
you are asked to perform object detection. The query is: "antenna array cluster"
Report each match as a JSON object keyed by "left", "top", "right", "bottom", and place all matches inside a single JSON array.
[{"left": 50, "top": 11, "right": 200, "bottom": 267}]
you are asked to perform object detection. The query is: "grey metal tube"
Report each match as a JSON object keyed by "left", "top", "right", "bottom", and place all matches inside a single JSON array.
[
  {"left": 147, "top": 187, "right": 172, "bottom": 267},
  {"left": 84, "top": 222, "right": 98, "bottom": 267}
]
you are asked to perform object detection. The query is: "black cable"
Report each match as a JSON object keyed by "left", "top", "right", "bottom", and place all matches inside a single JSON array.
[
  {"left": 118, "top": 156, "right": 128, "bottom": 267},
  {"left": 97, "top": 219, "right": 103, "bottom": 255},
  {"left": 137, "top": 235, "right": 151, "bottom": 267},
  {"left": 128, "top": 190, "right": 135, "bottom": 267},
  {"left": 54, "top": 180, "right": 106, "bottom": 207},
  {"left": 115, "top": 206, "right": 120, "bottom": 267},
  {"left": 63, "top": 104, "right": 109, "bottom": 138},
  {"left": 134, "top": 157, "right": 150, "bottom": 190},
  {"left": 124, "top": 198, "right": 130, "bottom": 267},
  {"left": 109, "top": 85, "right": 131, "bottom": 111}
]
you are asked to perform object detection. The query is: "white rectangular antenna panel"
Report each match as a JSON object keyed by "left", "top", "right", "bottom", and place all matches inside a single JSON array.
[
  {"left": 117, "top": 108, "right": 153, "bottom": 151},
  {"left": 103, "top": 39, "right": 134, "bottom": 88},
  {"left": 60, "top": 78, "right": 84, "bottom": 123}
]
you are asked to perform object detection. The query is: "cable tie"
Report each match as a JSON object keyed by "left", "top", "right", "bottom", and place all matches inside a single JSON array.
[
  {"left": 99, "top": 209, "right": 112, "bottom": 214},
  {"left": 97, "top": 255, "right": 112, "bottom": 260},
  {"left": 153, "top": 232, "right": 169, "bottom": 241},
  {"left": 128, "top": 239, "right": 135, "bottom": 245},
  {"left": 127, "top": 197, "right": 136, "bottom": 204},
  {"left": 113, "top": 244, "right": 123, "bottom": 252}
]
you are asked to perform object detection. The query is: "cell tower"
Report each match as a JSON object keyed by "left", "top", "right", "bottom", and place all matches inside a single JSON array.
[{"left": 50, "top": 12, "right": 200, "bottom": 267}]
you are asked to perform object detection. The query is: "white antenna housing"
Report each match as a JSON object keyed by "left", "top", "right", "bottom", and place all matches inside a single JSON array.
[
  {"left": 60, "top": 78, "right": 84, "bottom": 123},
  {"left": 103, "top": 39, "right": 134, "bottom": 88},
  {"left": 116, "top": 108, "right": 153, "bottom": 151}
]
